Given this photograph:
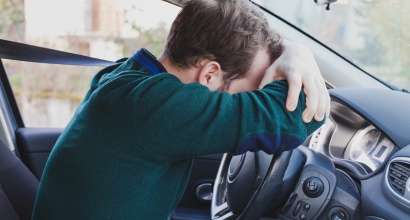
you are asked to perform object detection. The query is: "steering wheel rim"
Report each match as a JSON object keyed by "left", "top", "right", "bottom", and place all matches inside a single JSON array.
[{"left": 211, "top": 151, "right": 292, "bottom": 220}]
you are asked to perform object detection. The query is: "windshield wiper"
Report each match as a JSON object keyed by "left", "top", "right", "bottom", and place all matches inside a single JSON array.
[
  {"left": 314, "top": 0, "right": 337, "bottom": 10},
  {"left": 401, "top": 89, "right": 410, "bottom": 94},
  {"left": 388, "top": 83, "right": 410, "bottom": 94}
]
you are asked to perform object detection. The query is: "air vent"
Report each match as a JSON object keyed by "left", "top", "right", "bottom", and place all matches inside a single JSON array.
[{"left": 388, "top": 161, "right": 410, "bottom": 196}]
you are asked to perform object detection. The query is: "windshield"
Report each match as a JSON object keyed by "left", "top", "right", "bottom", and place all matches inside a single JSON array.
[{"left": 254, "top": 0, "right": 410, "bottom": 91}]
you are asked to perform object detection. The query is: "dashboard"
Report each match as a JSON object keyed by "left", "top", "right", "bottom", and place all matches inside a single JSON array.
[{"left": 304, "top": 87, "right": 410, "bottom": 219}]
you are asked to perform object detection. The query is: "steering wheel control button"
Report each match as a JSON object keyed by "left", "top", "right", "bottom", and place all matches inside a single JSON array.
[
  {"left": 282, "top": 192, "right": 298, "bottom": 213},
  {"left": 328, "top": 207, "right": 350, "bottom": 220},
  {"left": 303, "top": 177, "right": 324, "bottom": 198},
  {"left": 281, "top": 204, "right": 292, "bottom": 213},
  {"left": 288, "top": 192, "right": 297, "bottom": 203},
  {"left": 330, "top": 211, "right": 346, "bottom": 220},
  {"left": 299, "top": 213, "right": 307, "bottom": 220},
  {"left": 293, "top": 201, "right": 302, "bottom": 216},
  {"left": 303, "top": 203, "right": 310, "bottom": 211}
]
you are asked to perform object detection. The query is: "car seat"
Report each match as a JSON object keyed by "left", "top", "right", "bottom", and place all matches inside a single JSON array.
[{"left": 0, "top": 140, "right": 39, "bottom": 220}]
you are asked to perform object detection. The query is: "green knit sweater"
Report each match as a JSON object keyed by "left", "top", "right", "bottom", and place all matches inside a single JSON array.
[{"left": 32, "top": 49, "right": 324, "bottom": 220}]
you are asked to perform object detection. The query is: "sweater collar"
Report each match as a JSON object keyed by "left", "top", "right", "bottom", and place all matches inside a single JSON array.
[{"left": 132, "top": 48, "right": 167, "bottom": 75}]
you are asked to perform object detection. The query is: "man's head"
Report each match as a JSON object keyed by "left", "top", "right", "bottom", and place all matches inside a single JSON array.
[{"left": 160, "top": 0, "right": 282, "bottom": 93}]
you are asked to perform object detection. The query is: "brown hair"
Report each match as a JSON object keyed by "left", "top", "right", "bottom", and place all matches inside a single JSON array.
[{"left": 164, "top": 0, "right": 282, "bottom": 89}]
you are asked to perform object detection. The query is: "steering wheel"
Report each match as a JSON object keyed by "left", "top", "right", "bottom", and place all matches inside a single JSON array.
[{"left": 211, "top": 150, "right": 292, "bottom": 220}]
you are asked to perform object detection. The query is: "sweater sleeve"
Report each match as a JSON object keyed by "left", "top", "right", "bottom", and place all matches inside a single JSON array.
[{"left": 107, "top": 73, "right": 324, "bottom": 163}]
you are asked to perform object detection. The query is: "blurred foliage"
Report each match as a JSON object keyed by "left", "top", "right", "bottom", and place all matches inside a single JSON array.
[
  {"left": 120, "top": 22, "right": 169, "bottom": 57},
  {"left": 357, "top": 0, "right": 410, "bottom": 91},
  {"left": 0, "top": 0, "right": 25, "bottom": 41},
  {"left": 2, "top": 0, "right": 170, "bottom": 99},
  {"left": 2, "top": 0, "right": 173, "bottom": 126},
  {"left": 355, "top": 0, "right": 410, "bottom": 77}
]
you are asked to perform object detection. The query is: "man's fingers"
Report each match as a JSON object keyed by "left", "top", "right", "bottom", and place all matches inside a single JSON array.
[
  {"left": 302, "top": 78, "right": 319, "bottom": 123},
  {"left": 269, "top": 40, "right": 329, "bottom": 123},
  {"left": 325, "top": 93, "right": 331, "bottom": 123},
  {"left": 313, "top": 78, "right": 328, "bottom": 122},
  {"left": 313, "top": 91, "right": 327, "bottom": 122},
  {"left": 285, "top": 74, "right": 302, "bottom": 112}
]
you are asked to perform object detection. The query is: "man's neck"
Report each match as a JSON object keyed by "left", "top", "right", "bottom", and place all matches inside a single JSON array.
[
  {"left": 158, "top": 54, "right": 199, "bottom": 84},
  {"left": 158, "top": 54, "right": 178, "bottom": 76}
]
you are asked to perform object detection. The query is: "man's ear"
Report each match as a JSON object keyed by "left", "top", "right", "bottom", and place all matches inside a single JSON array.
[{"left": 198, "top": 61, "right": 224, "bottom": 91}]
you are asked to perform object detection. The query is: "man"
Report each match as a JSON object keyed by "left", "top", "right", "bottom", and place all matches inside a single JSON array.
[{"left": 33, "top": 0, "right": 328, "bottom": 219}]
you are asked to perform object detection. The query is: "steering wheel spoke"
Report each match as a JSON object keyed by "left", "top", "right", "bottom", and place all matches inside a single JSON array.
[
  {"left": 211, "top": 202, "right": 235, "bottom": 219},
  {"left": 211, "top": 151, "right": 293, "bottom": 220},
  {"left": 255, "top": 151, "right": 273, "bottom": 180}
]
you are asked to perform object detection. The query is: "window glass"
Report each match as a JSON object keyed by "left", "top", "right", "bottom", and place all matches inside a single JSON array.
[
  {"left": 3, "top": 60, "right": 99, "bottom": 127},
  {"left": 0, "top": 0, "right": 180, "bottom": 127},
  {"left": 255, "top": 0, "right": 410, "bottom": 91}
]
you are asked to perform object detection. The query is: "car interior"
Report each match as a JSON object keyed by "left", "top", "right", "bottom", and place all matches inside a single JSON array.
[{"left": 0, "top": 0, "right": 410, "bottom": 220}]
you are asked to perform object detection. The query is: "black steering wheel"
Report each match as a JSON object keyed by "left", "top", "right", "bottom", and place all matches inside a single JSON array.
[{"left": 211, "top": 150, "right": 292, "bottom": 220}]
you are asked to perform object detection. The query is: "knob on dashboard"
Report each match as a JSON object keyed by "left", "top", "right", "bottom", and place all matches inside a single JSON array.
[
  {"left": 303, "top": 177, "right": 324, "bottom": 198},
  {"left": 328, "top": 207, "right": 350, "bottom": 220}
]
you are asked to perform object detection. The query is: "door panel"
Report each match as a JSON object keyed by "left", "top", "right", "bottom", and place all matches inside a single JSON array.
[
  {"left": 174, "top": 155, "right": 222, "bottom": 219},
  {"left": 15, "top": 128, "right": 62, "bottom": 179}
]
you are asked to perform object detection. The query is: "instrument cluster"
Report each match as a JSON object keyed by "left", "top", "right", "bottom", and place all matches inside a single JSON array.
[{"left": 309, "top": 101, "right": 395, "bottom": 172}]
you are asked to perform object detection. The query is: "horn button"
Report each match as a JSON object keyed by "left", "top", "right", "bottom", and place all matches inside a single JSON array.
[{"left": 226, "top": 152, "right": 268, "bottom": 214}]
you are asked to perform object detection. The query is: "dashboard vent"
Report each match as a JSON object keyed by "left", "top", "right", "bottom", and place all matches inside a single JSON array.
[{"left": 388, "top": 161, "right": 410, "bottom": 196}]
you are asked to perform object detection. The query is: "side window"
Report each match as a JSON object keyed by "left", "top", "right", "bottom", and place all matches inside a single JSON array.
[
  {"left": 3, "top": 60, "right": 99, "bottom": 127},
  {"left": 1, "top": 0, "right": 180, "bottom": 127}
]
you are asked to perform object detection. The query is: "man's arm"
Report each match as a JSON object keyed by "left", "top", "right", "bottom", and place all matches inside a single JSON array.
[
  {"left": 123, "top": 74, "right": 324, "bottom": 164},
  {"left": 259, "top": 40, "right": 331, "bottom": 123}
]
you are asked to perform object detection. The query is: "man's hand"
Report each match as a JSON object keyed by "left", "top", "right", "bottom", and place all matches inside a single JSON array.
[{"left": 259, "top": 40, "right": 330, "bottom": 123}]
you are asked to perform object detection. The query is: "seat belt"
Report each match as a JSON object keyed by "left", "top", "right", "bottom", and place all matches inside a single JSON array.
[{"left": 0, "top": 39, "right": 115, "bottom": 67}]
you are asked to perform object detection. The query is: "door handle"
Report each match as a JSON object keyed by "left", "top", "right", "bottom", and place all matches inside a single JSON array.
[{"left": 196, "top": 183, "right": 213, "bottom": 204}]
